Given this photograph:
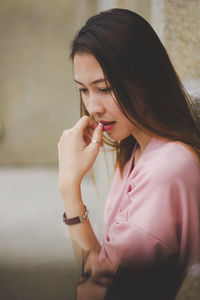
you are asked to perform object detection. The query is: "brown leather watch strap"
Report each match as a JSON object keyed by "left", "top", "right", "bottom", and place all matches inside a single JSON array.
[{"left": 63, "top": 205, "right": 89, "bottom": 225}]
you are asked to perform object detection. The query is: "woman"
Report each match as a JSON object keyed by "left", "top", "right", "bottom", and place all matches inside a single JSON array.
[{"left": 58, "top": 8, "right": 200, "bottom": 297}]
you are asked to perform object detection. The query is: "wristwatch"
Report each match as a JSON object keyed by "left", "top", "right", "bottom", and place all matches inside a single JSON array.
[{"left": 63, "top": 205, "right": 89, "bottom": 225}]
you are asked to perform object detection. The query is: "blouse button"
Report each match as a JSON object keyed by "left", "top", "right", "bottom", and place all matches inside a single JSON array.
[
  {"left": 127, "top": 184, "right": 132, "bottom": 193},
  {"left": 106, "top": 235, "right": 110, "bottom": 242}
]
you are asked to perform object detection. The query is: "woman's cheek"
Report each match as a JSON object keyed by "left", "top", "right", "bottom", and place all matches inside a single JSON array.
[{"left": 81, "top": 98, "right": 89, "bottom": 112}]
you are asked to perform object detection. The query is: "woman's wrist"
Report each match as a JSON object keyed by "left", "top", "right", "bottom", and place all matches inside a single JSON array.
[
  {"left": 63, "top": 201, "right": 86, "bottom": 219},
  {"left": 59, "top": 182, "right": 85, "bottom": 218},
  {"left": 58, "top": 176, "right": 82, "bottom": 195}
]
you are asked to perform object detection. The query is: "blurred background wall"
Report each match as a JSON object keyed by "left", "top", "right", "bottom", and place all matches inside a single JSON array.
[
  {"left": 0, "top": 0, "right": 96, "bottom": 165},
  {"left": 0, "top": 1, "right": 199, "bottom": 299}
]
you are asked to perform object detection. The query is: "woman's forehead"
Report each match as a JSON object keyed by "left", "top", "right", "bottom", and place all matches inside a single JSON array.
[{"left": 73, "top": 53, "right": 105, "bottom": 84}]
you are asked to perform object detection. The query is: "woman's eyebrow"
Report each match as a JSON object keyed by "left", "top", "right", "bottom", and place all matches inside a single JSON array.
[
  {"left": 74, "top": 78, "right": 107, "bottom": 85},
  {"left": 94, "top": 270, "right": 113, "bottom": 280}
]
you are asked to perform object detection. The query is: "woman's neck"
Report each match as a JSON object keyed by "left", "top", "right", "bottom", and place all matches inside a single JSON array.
[
  {"left": 132, "top": 131, "right": 152, "bottom": 166},
  {"left": 133, "top": 131, "right": 152, "bottom": 153}
]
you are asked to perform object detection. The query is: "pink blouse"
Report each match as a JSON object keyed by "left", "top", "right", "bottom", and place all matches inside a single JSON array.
[{"left": 99, "top": 137, "right": 200, "bottom": 268}]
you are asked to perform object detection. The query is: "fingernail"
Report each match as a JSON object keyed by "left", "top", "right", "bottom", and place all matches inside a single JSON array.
[{"left": 98, "top": 123, "right": 104, "bottom": 131}]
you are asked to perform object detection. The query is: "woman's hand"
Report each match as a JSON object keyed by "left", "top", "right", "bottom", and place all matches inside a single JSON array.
[{"left": 58, "top": 116, "right": 103, "bottom": 192}]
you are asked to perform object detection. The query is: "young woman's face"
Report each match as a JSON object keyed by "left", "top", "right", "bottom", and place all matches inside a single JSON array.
[
  {"left": 76, "top": 251, "right": 113, "bottom": 300},
  {"left": 73, "top": 53, "right": 140, "bottom": 141}
]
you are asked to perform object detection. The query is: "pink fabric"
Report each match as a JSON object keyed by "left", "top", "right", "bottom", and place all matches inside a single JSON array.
[{"left": 99, "top": 137, "right": 200, "bottom": 267}]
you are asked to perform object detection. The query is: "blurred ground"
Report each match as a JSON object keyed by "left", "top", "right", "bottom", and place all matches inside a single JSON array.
[
  {"left": 0, "top": 144, "right": 112, "bottom": 300},
  {"left": 0, "top": 152, "right": 109, "bottom": 300},
  {"left": 0, "top": 167, "right": 79, "bottom": 299}
]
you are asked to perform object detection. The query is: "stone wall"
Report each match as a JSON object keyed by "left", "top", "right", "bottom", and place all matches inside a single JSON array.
[{"left": 151, "top": 0, "right": 200, "bottom": 79}]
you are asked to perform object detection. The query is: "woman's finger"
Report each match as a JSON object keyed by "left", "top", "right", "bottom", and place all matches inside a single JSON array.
[
  {"left": 89, "top": 123, "right": 103, "bottom": 149},
  {"left": 74, "top": 115, "right": 97, "bottom": 132}
]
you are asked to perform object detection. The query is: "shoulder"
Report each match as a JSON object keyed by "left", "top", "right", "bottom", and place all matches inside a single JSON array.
[{"left": 137, "top": 138, "right": 200, "bottom": 185}]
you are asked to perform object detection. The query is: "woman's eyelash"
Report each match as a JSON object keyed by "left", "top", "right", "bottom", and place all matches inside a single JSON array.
[
  {"left": 80, "top": 271, "right": 91, "bottom": 278},
  {"left": 78, "top": 87, "right": 112, "bottom": 94},
  {"left": 79, "top": 88, "right": 88, "bottom": 93},
  {"left": 99, "top": 87, "right": 112, "bottom": 92}
]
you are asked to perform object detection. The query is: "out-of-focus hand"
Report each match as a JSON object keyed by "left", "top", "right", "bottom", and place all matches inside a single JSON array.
[{"left": 57, "top": 116, "right": 103, "bottom": 192}]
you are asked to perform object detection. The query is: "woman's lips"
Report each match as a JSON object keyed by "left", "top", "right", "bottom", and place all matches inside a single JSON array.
[
  {"left": 99, "top": 121, "right": 116, "bottom": 132},
  {"left": 103, "top": 123, "right": 115, "bottom": 131}
]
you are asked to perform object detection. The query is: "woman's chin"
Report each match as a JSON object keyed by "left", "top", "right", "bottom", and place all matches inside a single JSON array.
[{"left": 105, "top": 131, "right": 129, "bottom": 141}]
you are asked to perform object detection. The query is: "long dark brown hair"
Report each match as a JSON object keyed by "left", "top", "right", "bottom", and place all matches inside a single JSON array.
[{"left": 70, "top": 8, "right": 200, "bottom": 175}]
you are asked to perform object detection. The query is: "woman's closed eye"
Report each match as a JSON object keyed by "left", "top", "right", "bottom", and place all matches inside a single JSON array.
[
  {"left": 76, "top": 271, "right": 91, "bottom": 286},
  {"left": 79, "top": 88, "right": 88, "bottom": 94},
  {"left": 78, "top": 87, "right": 112, "bottom": 94},
  {"left": 98, "top": 87, "right": 112, "bottom": 93}
]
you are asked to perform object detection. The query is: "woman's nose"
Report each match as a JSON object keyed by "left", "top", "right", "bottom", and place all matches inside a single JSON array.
[{"left": 86, "top": 93, "right": 105, "bottom": 116}]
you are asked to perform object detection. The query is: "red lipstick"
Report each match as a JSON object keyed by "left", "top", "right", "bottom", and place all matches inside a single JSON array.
[{"left": 99, "top": 120, "right": 116, "bottom": 132}]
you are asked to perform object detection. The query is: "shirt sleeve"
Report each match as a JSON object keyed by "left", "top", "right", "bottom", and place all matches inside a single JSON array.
[{"left": 99, "top": 161, "right": 200, "bottom": 267}]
